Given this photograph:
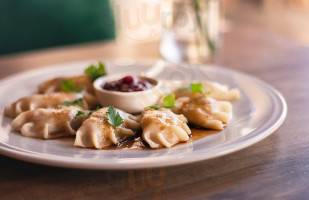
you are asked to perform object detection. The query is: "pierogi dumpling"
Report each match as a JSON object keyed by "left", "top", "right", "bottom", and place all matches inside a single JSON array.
[
  {"left": 38, "top": 74, "right": 95, "bottom": 95},
  {"left": 4, "top": 92, "right": 79, "bottom": 118},
  {"left": 82, "top": 92, "right": 100, "bottom": 110},
  {"left": 173, "top": 94, "right": 232, "bottom": 130},
  {"left": 11, "top": 106, "right": 84, "bottom": 139},
  {"left": 141, "top": 108, "right": 191, "bottom": 148},
  {"left": 174, "top": 81, "right": 240, "bottom": 101},
  {"left": 74, "top": 107, "right": 141, "bottom": 149}
]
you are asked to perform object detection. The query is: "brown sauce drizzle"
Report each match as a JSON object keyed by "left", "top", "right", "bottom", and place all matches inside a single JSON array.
[
  {"left": 56, "top": 126, "right": 219, "bottom": 150},
  {"left": 188, "top": 128, "right": 219, "bottom": 142}
]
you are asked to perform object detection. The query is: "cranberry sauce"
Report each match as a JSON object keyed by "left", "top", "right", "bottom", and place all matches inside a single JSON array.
[{"left": 102, "top": 76, "right": 153, "bottom": 92}]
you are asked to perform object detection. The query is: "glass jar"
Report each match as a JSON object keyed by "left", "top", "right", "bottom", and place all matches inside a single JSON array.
[{"left": 160, "top": 0, "right": 223, "bottom": 64}]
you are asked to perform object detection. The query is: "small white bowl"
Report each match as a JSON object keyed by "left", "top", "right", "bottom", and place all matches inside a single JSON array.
[{"left": 93, "top": 74, "right": 162, "bottom": 114}]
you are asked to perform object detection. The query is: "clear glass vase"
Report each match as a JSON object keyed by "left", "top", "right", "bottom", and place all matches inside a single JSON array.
[{"left": 160, "top": 0, "right": 223, "bottom": 64}]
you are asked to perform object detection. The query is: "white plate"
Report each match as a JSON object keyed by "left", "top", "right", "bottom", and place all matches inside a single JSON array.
[{"left": 0, "top": 60, "right": 287, "bottom": 169}]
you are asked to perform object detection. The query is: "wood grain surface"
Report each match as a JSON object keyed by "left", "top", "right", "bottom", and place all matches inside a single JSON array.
[{"left": 0, "top": 24, "right": 309, "bottom": 200}]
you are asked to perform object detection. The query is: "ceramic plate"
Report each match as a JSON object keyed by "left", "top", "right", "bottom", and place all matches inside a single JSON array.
[{"left": 0, "top": 60, "right": 287, "bottom": 169}]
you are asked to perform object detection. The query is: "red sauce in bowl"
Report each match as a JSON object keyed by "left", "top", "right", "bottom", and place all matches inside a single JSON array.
[{"left": 102, "top": 76, "right": 153, "bottom": 92}]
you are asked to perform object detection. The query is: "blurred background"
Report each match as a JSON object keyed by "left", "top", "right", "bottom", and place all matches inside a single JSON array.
[
  {"left": 226, "top": 0, "right": 309, "bottom": 44},
  {"left": 0, "top": 0, "right": 115, "bottom": 55},
  {"left": 1, "top": 0, "right": 309, "bottom": 56}
]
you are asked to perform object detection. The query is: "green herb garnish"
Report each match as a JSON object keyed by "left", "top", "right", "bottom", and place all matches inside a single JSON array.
[
  {"left": 76, "top": 110, "right": 85, "bottom": 116},
  {"left": 162, "top": 94, "right": 176, "bottom": 108},
  {"left": 145, "top": 94, "right": 178, "bottom": 110},
  {"left": 75, "top": 110, "right": 92, "bottom": 117},
  {"left": 75, "top": 106, "right": 101, "bottom": 117},
  {"left": 61, "top": 79, "right": 83, "bottom": 93},
  {"left": 190, "top": 83, "right": 204, "bottom": 95},
  {"left": 106, "top": 106, "right": 123, "bottom": 128},
  {"left": 146, "top": 105, "right": 161, "bottom": 110},
  {"left": 57, "top": 98, "right": 83, "bottom": 107},
  {"left": 85, "top": 62, "right": 107, "bottom": 81},
  {"left": 179, "top": 83, "right": 211, "bottom": 95}
]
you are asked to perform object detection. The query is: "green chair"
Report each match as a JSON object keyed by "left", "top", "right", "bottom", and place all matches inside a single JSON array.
[{"left": 0, "top": 0, "right": 115, "bottom": 55}]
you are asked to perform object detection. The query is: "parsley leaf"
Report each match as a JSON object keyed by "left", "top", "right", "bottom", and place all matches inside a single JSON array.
[
  {"left": 75, "top": 106, "right": 101, "bottom": 117},
  {"left": 145, "top": 105, "right": 161, "bottom": 110},
  {"left": 163, "top": 94, "right": 176, "bottom": 108},
  {"left": 85, "top": 62, "right": 107, "bottom": 81},
  {"left": 179, "top": 83, "right": 211, "bottom": 95},
  {"left": 190, "top": 83, "right": 204, "bottom": 95},
  {"left": 76, "top": 110, "right": 85, "bottom": 116},
  {"left": 57, "top": 98, "right": 83, "bottom": 107},
  {"left": 145, "top": 94, "right": 178, "bottom": 110},
  {"left": 75, "top": 110, "right": 93, "bottom": 117},
  {"left": 61, "top": 79, "right": 83, "bottom": 93},
  {"left": 106, "top": 106, "right": 123, "bottom": 128}
]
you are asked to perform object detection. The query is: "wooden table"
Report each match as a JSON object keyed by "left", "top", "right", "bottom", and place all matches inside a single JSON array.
[{"left": 0, "top": 24, "right": 308, "bottom": 199}]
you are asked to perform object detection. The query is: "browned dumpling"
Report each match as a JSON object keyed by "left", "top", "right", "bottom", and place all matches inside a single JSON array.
[
  {"left": 141, "top": 108, "right": 191, "bottom": 148},
  {"left": 4, "top": 92, "right": 79, "bottom": 118},
  {"left": 11, "top": 106, "right": 86, "bottom": 139},
  {"left": 82, "top": 92, "right": 100, "bottom": 110},
  {"left": 174, "top": 81, "right": 240, "bottom": 101},
  {"left": 74, "top": 107, "right": 141, "bottom": 149},
  {"left": 173, "top": 94, "right": 232, "bottom": 130},
  {"left": 38, "top": 74, "right": 95, "bottom": 95}
]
